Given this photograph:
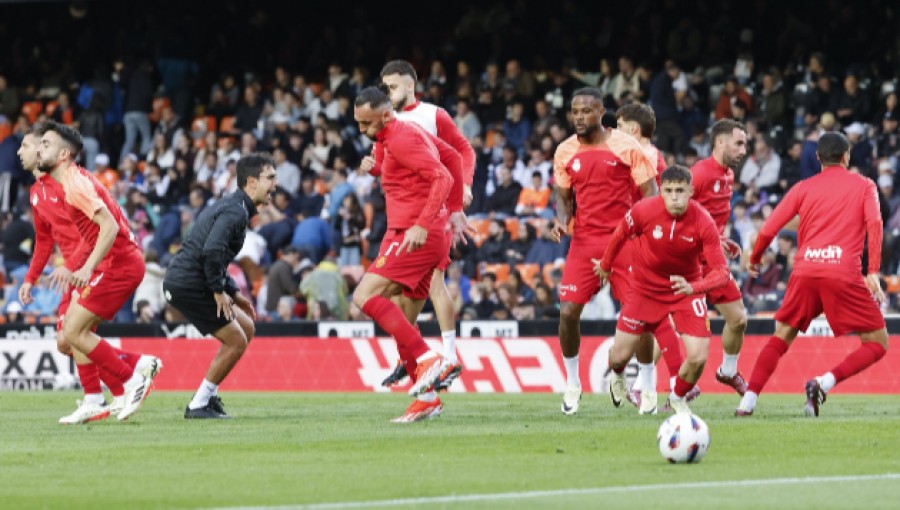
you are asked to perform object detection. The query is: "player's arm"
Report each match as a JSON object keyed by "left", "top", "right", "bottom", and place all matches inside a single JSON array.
[
  {"left": 863, "top": 179, "right": 886, "bottom": 302},
  {"left": 681, "top": 215, "right": 731, "bottom": 295},
  {"left": 24, "top": 209, "right": 54, "bottom": 286},
  {"left": 436, "top": 107, "right": 475, "bottom": 187},
  {"left": 551, "top": 142, "right": 577, "bottom": 241},
  {"left": 392, "top": 136, "right": 452, "bottom": 229},
  {"left": 431, "top": 133, "right": 464, "bottom": 212},
  {"left": 202, "top": 208, "right": 244, "bottom": 296},
  {"left": 593, "top": 208, "right": 641, "bottom": 280},
  {"left": 61, "top": 168, "right": 118, "bottom": 287},
  {"left": 748, "top": 186, "right": 801, "bottom": 272},
  {"left": 72, "top": 205, "right": 117, "bottom": 287},
  {"left": 613, "top": 134, "right": 658, "bottom": 197}
]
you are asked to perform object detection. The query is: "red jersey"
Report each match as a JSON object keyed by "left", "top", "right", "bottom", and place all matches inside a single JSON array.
[
  {"left": 750, "top": 165, "right": 882, "bottom": 281},
  {"left": 24, "top": 174, "right": 84, "bottom": 285},
  {"left": 375, "top": 119, "right": 455, "bottom": 230},
  {"left": 690, "top": 156, "right": 734, "bottom": 235},
  {"left": 553, "top": 130, "right": 657, "bottom": 237},
  {"left": 45, "top": 163, "right": 139, "bottom": 270},
  {"left": 396, "top": 101, "right": 475, "bottom": 186},
  {"left": 601, "top": 197, "right": 729, "bottom": 304}
]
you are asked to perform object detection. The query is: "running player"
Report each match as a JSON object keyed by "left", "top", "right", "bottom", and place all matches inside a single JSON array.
[
  {"left": 736, "top": 132, "right": 888, "bottom": 417},
  {"left": 690, "top": 119, "right": 750, "bottom": 395},
  {"left": 551, "top": 88, "right": 658, "bottom": 415},
  {"left": 596, "top": 165, "right": 730, "bottom": 414}
]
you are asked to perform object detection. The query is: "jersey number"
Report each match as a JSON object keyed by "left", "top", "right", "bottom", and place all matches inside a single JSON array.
[{"left": 691, "top": 298, "right": 707, "bottom": 317}]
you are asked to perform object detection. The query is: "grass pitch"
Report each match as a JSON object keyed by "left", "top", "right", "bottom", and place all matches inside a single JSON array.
[{"left": 1, "top": 392, "right": 898, "bottom": 509}]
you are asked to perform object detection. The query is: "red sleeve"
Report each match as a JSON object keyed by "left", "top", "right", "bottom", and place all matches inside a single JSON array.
[
  {"left": 369, "top": 143, "right": 383, "bottom": 177},
  {"left": 390, "top": 133, "right": 452, "bottom": 228},
  {"left": 750, "top": 186, "right": 801, "bottom": 265},
  {"left": 865, "top": 179, "right": 883, "bottom": 273},
  {"left": 601, "top": 207, "right": 641, "bottom": 272},
  {"left": 66, "top": 241, "right": 92, "bottom": 272},
  {"left": 431, "top": 134, "right": 463, "bottom": 212},
  {"left": 25, "top": 208, "right": 54, "bottom": 285},
  {"left": 691, "top": 214, "right": 731, "bottom": 294},
  {"left": 435, "top": 108, "right": 475, "bottom": 186}
]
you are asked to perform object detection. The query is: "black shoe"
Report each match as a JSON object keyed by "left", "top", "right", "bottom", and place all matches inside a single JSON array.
[
  {"left": 208, "top": 395, "right": 227, "bottom": 415},
  {"left": 434, "top": 361, "right": 463, "bottom": 392},
  {"left": 804, "top": 378, "right": 826, "bottom": 417},
  {"left": 381, "top": 360, "right": 409, "bottom": 387},
  {"left": 184, "top": 402, "right": 230, "bottom": 419}
]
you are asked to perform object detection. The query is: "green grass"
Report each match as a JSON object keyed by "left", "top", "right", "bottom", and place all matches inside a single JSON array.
[{"left": 1, "top": 392, "right": 899, "bottom": 509}]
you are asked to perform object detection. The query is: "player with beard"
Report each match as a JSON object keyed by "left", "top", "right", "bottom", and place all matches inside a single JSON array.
[
  {"left": 35, "top": 121, "right": 157, "bottom": 422},
  {"left": 551, "top": 88, "right": 658, "bottom": 415},
  {"left": 163, "top": 153, "right": 277, "bottom": 419},
  {"left": 364, "top": 60, "right": 474, "bottom": 390},
  {"left": 18, "top": 125, "right": 160, "bottom": 423},
  {"left": 689, "top": 119, "right": 750, "bottom": 397}
]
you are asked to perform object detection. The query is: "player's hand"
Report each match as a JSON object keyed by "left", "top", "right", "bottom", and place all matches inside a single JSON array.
[
  {"left": 360, "top": 156, "right": 376, "bottom": 172},
  {"left": 449, "top": 211, "right": 476, "bottom": 248},
  {"left": 71, "top": 266, "right": 93, "bottom": 288},
  {"left": 721, "top": 238, "right": 742, "bottom": 260},
  {"left": 591, "top": 258, "right": 610, "bottom": 285},
  {"left": 233, "top": 292, "right": 256, "bottom": 321},
  {"left": 670, "top": 275, "right": 694, "bottom": 296},
  {"left": 214, "top": 291, "right": 235, "bottom": 321},
  {"left": 463, "top": 184, "right": 473, "bottom": 209},
  {"left": 397, "top": 225, "right": 428, "bottom": 254},
  {"left": 48, "top": 266, "right": 73, "bottom": 295},
  {"left": 549, "top": 221, "right": 568, "bottom": 243},
  {"left": 18, "top": 283, "right": 33, "bottom": 306},
  {"left": 745, "top": 261, "right": 761, "bottom": 278},
  {"left": 866, "top": 273, "right": 886, "bottom": 304}
]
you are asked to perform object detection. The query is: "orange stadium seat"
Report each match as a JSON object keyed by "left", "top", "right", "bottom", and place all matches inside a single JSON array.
[
  {"left": 505, "top": 218, "right": 520, "bottom": 240},
  {"left": 191, "top": 116, "right": 217, "bottom": 137},
  {"left": 44, "top": 100, "right": 58, "bottom": 116},
  {"left": 515, "top": 263, "right": 541, "bottom": 286},
  {"left": 480, "top": 263, "right": 509, "bottom": 283},
  {"left": 21, "top": 101, "right": 43, "bottom": 124},
  {"left": 469, "top": 218, "right": 492, "bottom": 246},
  {"left": 219, "top": 115, "right": 237, "bottom": 134}
]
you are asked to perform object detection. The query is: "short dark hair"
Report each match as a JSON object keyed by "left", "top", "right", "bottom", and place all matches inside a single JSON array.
[
  {"left": 38, "top": 120, "right": 84, "bottom": 155},
  {"left": 236, "top": 152, "right": 274, "bottom": 189},
  {"left": 660, "top": 165, "right": 692, "bottom": 185},
  {"left": 816, "top": 132, "right": 851, "bottom": 165},
  {"left": 571, "top": 87, "right": 604, "bottom": 102},
  {"left": 616, "top": 103, "right": 656, "bottom": 138},
  {"left": 710, "top": 119, "right": 745, "bottom": 146},
  {"left": 380, "top": 60, "right": 417, "bottom": 82},
  {"left": 354, "top": 85, "right": 391, "bottom": 110}
]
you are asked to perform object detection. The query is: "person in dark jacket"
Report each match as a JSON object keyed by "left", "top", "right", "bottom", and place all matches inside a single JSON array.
[{"left": 163, "top": 153, "right": 277, "bottom": 419}]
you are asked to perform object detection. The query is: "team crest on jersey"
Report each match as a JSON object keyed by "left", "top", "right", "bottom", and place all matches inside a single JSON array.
[
  {"left": 714, "top": 180, "right": 721, "bottom": 193},
  {"left": 376, "top": 256, "right": 387, "bottom": 268},
  {"left": 81, "top": 287, "right": 91, "bottom": 299},
  {"left": 572, "top": 159, "right": 581, "bottom": 172},
  {"left": 652, "top": 225, "right": 663, "bottom": 239},
  {"left": 32, "top": 194, "right": 38, "bottom": 206}
]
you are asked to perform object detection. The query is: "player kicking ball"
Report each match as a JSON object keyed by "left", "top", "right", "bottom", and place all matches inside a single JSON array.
[{"left": 594, "top": 165, "right": 731, "bottom": 414}]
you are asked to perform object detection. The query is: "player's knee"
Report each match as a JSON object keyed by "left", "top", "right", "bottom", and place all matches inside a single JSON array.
[
  {"left": 241, "top": 320, "right": 255, "bottom": 341},
  {"left": 559, "top": 303, "right": 579, "bottom": 323},
  {"left": 56, "top": 334, "right": 72, "bottom": 356},
  {"left": 729, "top": 310, "right": 748, "bottom": 332}
]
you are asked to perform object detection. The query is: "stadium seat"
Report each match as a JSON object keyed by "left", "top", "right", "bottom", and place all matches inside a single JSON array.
[
  {"left": 149, "top": 97, "right": 170, "bottom": 123},
  {"left": 505, "top": 218, "right": 520, "bottom": 240},
  {"left": 469, "top": 218, "right": 492, "bottom": 246},
  {"left": 515, "top": 263, "right": 541, "bottom": 286},
  {"left": 480, "top": 263, "right": 510, "bottom": 283},
  {"left": 219, "top": 115, "right": 237, "bottom": 135},
  {"left": 21, "top": 101, "right": 43, "bottom": 124},
  {"left": 44, "top": 100, "right": 58, "bottom": 116},
  {"left": 542, "top": 262, "right": 564, "bottom": 286}
]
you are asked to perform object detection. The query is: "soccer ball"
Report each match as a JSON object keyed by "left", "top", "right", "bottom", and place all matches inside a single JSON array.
[{"left": 657, "top": 413, "right": 710, "bottom": 463}]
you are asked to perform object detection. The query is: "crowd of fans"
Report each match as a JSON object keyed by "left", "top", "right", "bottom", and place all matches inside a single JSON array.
[{"left": 1, "top": 1, "right": 900, "bottom": 324}]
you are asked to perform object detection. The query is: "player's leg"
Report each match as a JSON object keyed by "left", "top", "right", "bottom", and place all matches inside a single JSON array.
[
  {"left": 607, "top": 329, "right": 644, "bottom": 409},
  {"left": 185, "top": 306, "right": 254, "bottom": 419},
  {"left": 428, "top": 269, "right": 459, "bottom": 363},
  {"left": 713, "top": 297, "right": 749, "bottom": 394},
  {"left": 628, "top": 332, "right": 654, "bottom": 406},
  {"left": 559, "top": 301, "right": 586, "bottom": 414}
]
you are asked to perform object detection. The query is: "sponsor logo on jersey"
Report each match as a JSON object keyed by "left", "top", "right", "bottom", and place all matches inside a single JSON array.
[
  {"left": 652, "top": 225, "right": 663, "bottom": 239},
  {"left": 559, "top": 284, "right": 578, "bottom": 295},
  {"left": 620, "top": 315, "right": 644, "bottom": 331},
  {"left": 804, "top": 245, "right": 843, "bottom": 263}
]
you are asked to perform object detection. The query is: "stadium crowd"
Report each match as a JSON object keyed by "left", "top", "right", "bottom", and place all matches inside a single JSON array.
[{"left": 1, "top": 0, "right": 900, "bottom": 324}]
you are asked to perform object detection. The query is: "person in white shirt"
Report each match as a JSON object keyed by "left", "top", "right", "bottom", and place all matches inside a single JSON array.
[{"left": 740, "top": 136, "right": 781, "bottom": 191}]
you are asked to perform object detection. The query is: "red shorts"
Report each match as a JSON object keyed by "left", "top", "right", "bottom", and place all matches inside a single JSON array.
[
  {"left": 704, "top": 266, "right": 742, "bottom": 305},
  {"left": 775, "top": 275, "right": 885, "bottom": 336},
  {"left": 369, "top": 222, "right": 451, "bottom": 300},
  {"left": 76, "top": 248, "right": 146, "bottom": 321},
  {"left": 560, "top": 235, "right": 632, "bottom": 304},
  {"left": 617, "top": 290, "right": 711, "bottom": 337}
]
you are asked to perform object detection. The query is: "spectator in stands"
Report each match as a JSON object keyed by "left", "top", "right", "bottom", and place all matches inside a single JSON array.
[
  {"left": 731, "top": 201, "right": 754, "bottom": 249},
  {"left": 525, "top": 221, "right": 567, "bottom": 266},
  {"left": 291, "top": 173, "right": 325, "bottom": 219},
  {"left": 122, "top": 188, "right": 157, "bottom": 248},
  {"left": 740, "top": 136, "right": 781, "bottom": 192},
  {"left": 234, "top": 86, "right": 264, "bottom": 134},
  {"left": 833, "top": 73, "right": 872, "bottom": 124},
  {"left": 155, "top": 105, "right": 183, "bottom": 147},
  {"left": 326, "top": 167, "right": 353, "bottom": 220},
  {"left": 94, "top": 154, "right": 119, "bottom": 191},
  {"left": 307, "top": 88, "right": 340, "bottom": 122},
  {"left": 742, "top": 248, "right": 782, "bottom": 313},
  {"left": 445, "top": 261, "right": 472, "bottom": 306},
  {"left": 50, "top": 91, "right": 75, "bottom": 126},
  {"left": 292, "top": 211, "right": 333, "bottom": 264},
  {"left": 208, "top": 73, "right": 240, "bottom": 120},
  {"left": 120, "top": 58, "right": 155, "bottom": 162},
  {"left": 135, "top": 299, "right": 157, "bottom": 323},
  {"left": 195, "top": 150, "right": 218, "bottom": 190},
  {"left": 334, "top": 192, "right": 364, "bottom": 267},
  {"left": 302, "top": 127, "right": 333, "bottom": 174},
  {"left": 799, "top": 127, "right": 822, "bottom": 180},
  {"left": 478, "top": 219, "right": 511, "bottom": 265},
  {"left": 504, "top": 59, "right": 536, "bottom": 100},
  {"left": 454, "top": 99, "right": 481, "bottom": 141},
  {"left": 326, "top": 127, "right": 358, "bottom": 168},
  {"left": 2, "top": 202, "right": 35, "bottom": 285},
  {"left": 533, "top": 281, "right": 559, "bottom": 319},
  {"left": 257, "top": 189, "right": 297, "bottom": 261},
  {"left": 503, "top": 101, "right": 531, "bottom": 156},
  {"left": 488, "top": 144, "right": 526, "bottom": 193},
  {"left": 77, "top": 95, "right": 105, "bottom": 170},
  {"left": 716, "top": 75, "right": 753, "bottom": 121},
  {"left": 505, "top": 220, "right": 535, "bottom": 265},
  {"left": 486, "top": 164, "right": 523, "bottom": 217},
  {"left": 299, "top": 256, "right": 348, "bottom": 320},
  {"left": 469, "top": 281, "right": 498, "bottom": 319},
  {"left": 757, "top": 68, "right": 787, "bottom": 129},
  {"left": 516, "top": 170, "right": 552, "bottom": 218},
  {"left": 648, "top": 61, "right": 684, "bottom": 154},
  {"left": 877, "top": 111, "right": 900, "bottom": 160},
  {"left": 273, "top": 147, "right": 301, "bottom": 195},
  {"left": 846, "top": 122, "right": 875, "bottom": 175},
  {"left": 347, "top": 162, "right": 375, "bottom": 203},
  {"left": 0, "top": 74, "right": 19, "bottom": 119},
  {"left": 508, "top": 268, "right": 535, "bottom": 304},
  {"left": 133, "top": 248, "right": 166, "bottom": 318},
  {"left": 147, "top": 132, "right": 175, "bottom": 170},
  {"left": 265, "top": 246, "right": 303, "bottom": 317},
  {"left": 776, "top": 141, "right": 803, "bottom": 193}
]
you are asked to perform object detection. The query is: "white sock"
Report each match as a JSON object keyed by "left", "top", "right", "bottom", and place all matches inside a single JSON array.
[
  {"left": 720, "top": 353, "right": 740, "bottom": 377},
  {"left": 739, "top": 390, "right": 758, "bottom": 410},
  {"left": 416, "top": 351, "right": 438, "bottom": 364},
  {"left": 564, "top": 355, "right": 580, "bottom": 387},
  {"left": 441, "top": 330, "right": 457, "bottom": 362},
  {"left": 669, "top": 376, "right": 677, "bottom": 392},
  {"left": 819, "top": 372, "right": 836, "bottom": 393},
  {"left": 668, "top": 390, "right": 683, "bottom": 403},
  {"left": 638, "top": 363, "right": 655, "bottom": 392},
  {"left": 417, "top": 390, "right": 438, "bottom": 403},
  {"left": 189, "top": 379, "right": 218, "bottom": 410},
  {"left": 83, "top": 393, "right": 105, "bottom": 406}
]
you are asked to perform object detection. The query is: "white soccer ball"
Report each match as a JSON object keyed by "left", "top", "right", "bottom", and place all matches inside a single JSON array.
[
  {"left": 657, "top": 413, "right": 710, "bottom": 463},
  {"left": 52, "top": 372, "right": 78, "bottom": 391}
]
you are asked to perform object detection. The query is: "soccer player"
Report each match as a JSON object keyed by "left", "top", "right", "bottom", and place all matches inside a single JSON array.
[
  {"left": 690, "top": 119, "right": 750, "bottom": 395},
  {"left": 352, "top": 86, "right": 460, "bottom": 422},
  {"left": 18, "top": 126, "right": 159, "bottom": 423},
  {"left": 163, "top": 153, "right": 276, "bottom": 419},
  {"left": 551, "top": 87, "right": 658, "bottom": 415},
  {"left": 616, "top": 102, "right": 694, "bottom": 413},
  {"left": 367, "top": 60, "right": 474, "bottom": 387},
  {"left": 35, "top": 121, "right": 157, "bottom": 422},
  {"left": 595, "top": 165, "right": 730, "bottom": 414},
  {"left": 736, "top": 132, "right": 888, "bottom": 417}
]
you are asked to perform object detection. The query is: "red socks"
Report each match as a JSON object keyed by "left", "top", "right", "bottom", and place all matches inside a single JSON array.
[
  {"left": 86, "top": 340, "right": 133, "bottom": 383},
  {"left": 362, "top": 296, "right": 430, "bottom": 380},
  {"left": 673, "top": 375, "right": 694, "bottom": 398},
  {"left": 98, "top": 348, "right": 141, "bottom": 396},
  {"left": 831, "top": 342, "right": 887, "bottom": 385},
  {"left": 747, "top": 336, "right": 789, "bottom": 394},
  {"left": 76, "top": 363, "right": 102, "bottom": 395},
  {"left": 114, "top": 348, "right": 141, "bottom": 370},
  {"left": 654, "top": 319, "right": 684, "bottom": 377}
]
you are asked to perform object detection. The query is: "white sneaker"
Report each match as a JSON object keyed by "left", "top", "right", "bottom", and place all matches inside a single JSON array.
[
  {"left": 136, "top": 355, "right": 163, "bottom": 379},
  {"left": 109, "top": 395, "right": 125, "bottom": 415},
  {"left": 59, "top": 400, "right": 110, "bottom": 425},
  {"left": 561, "top": 385, "right": 582, "bottom": 415},
  {"left": 639, "top": 390, "right": 658, "bottom": 415},
  {"left": 668, "top": 395, "right": 691, "bottom": 414},
  {"left": 609, "top": 371, "right": 626, "bottom": 408},
  {"left": 117, "top": 374, "right": 150, "bottom": 421}
]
